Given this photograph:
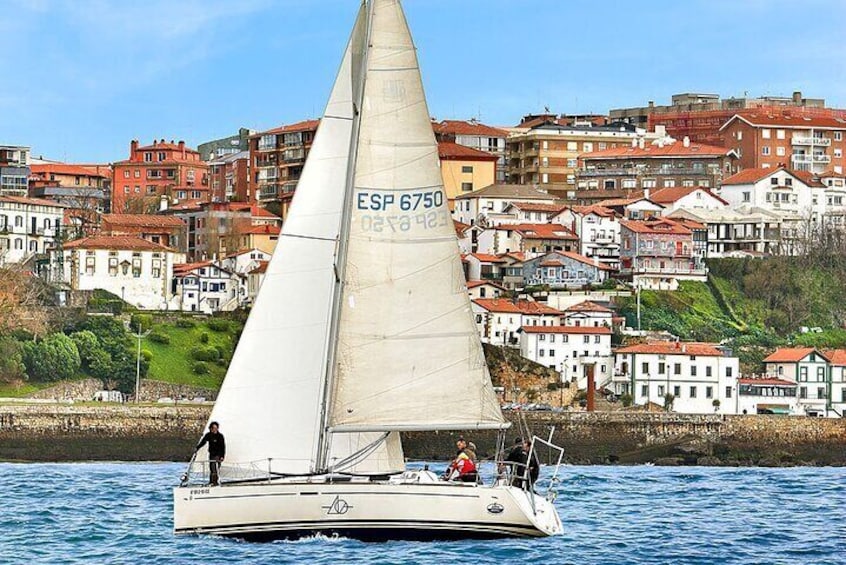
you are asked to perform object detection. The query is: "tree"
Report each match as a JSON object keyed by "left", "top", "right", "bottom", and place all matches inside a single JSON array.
[
  {"left": 0, "top": 336, "right": 26, "bottom": 383},
  {"left": 0, "top": 265, "right": 50, "bottom": 337},
  {"left": 70, "top": 316, "right": 147, "bottom": 393},
  {"left": 23, "top": 333, "right": 81, "bottom": 382},
  {"left": 663, "top": 393, "right": 675, "bottom": 412}
]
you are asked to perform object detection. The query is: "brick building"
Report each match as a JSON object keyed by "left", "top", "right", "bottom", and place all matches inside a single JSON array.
[
  {"left": 207, "top": 151, "right": 250, "bottom": 203},
  {"left": 29, "top": 163, "right": 109, "bottom": 231},
  {"left": 100, "top": 213, "right": 186, "bottom": 251},
  {"left": 249, "top": 119, "right": 319, "bottom": 205},
  {"left": 111, "top": 140, "right": 208, "bottom": 213}
]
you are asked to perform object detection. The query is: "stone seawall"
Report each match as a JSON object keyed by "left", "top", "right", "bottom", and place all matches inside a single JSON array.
[{"left": 1, "top": 405, "right": 845, "bottom": 465}]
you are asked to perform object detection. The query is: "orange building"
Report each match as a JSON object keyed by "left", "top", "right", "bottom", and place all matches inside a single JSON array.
[
  {"left": 111, "top": 139, "right": 208, "bottom": 213},
  {"left": 249, "top": 120, "right": 319, "bottom": 204}
]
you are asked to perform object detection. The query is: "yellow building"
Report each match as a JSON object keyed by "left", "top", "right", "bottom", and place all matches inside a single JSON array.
[
  {"left": 438, "top": 141, "right": 497, "bottom": 205},
  {"left": 238, "top": 224, "right": 280, "bottom": 255}
]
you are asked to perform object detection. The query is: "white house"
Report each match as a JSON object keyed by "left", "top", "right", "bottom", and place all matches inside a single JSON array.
[
  {"left": 562, "top": 301, "right": 614, "bottom": 328},
  {"left": 220, "top": 248, "right": 272, "bottom": 275},
  {"left": 466, "top": 280, "right": 505, "bottom": 300},
  {"left": 613, "top": 342, "right": 740, "bottom": 414},
  {"left": 763, "top": 348, "right": 831, "bottom": 417},
  {"left": 475, "top": 223, "right": 578, "bottom": 256},
  {"left": 555, "top": 205, "right": 621, "bottom": 269},
  {"left": 519, "top": 325, "right": 613, "bottom": 389},
  {"left": 501, "top": 201, "right": 565, "bottom": 224},
  {"left": 246, "top": 260, "right": 269, "bottom": 305},
  {"left": 827, "top": 349, "right": 846, "bottom": 417},
  {"left": 649, "top": 186, "right": 729, "bottom": 214},
  {"left": 717, "top": 167, "right": 825, "bottom": 222},
  {"left": 452, "top": 183, "right": 555, "bottom": 227},
  {"left": 736, "top": 377, "right": 800, "bottom": 416},
  {"left": 472, "top": 298, "right": 561, "bottom": 346},
  {"left": 172, "top": 261, "right": 245, "bottom": 314},
  {"left": 62, "top": 235, "right": 184, "bottom": 310},
  {"left": 0, "top": 196, "right": 66, "bottom": 265}
]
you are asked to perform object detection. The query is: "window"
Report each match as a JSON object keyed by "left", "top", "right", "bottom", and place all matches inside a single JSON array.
[
  {"left": 691, "top": 365, "right": 697, "bottom": 377},
  {"left": 461, "top": 166, "right": 473, "bottom": 174},
  {"left": 622, "top": 179, "right": 636, "bottom": 189},
  {"left": 785, "top": 178, "right": 792, "bottom": 186},
  {"left": 567, "top": 142, "right": 578, "bottom": 151},
  {"left": 123, "top": 170, "right": 130, "bottom": 178},
  {"left": 776, "top": 147, "right": 786, "bottom": 157},
  {"left": 641, "top": 385, "right": 648, "bottom": 398},
  {"left": 690, "top": 386, "right": 697, "bottom": 398},
  {"left": 542, "top": 173, "right": 549, "bottom": 184},
  {"left": 641, "top": 362, "right": 649, "bottom": 374},
  {"left": 604, "top": 180, "right": 615, "bottom": 190},
  {"left": 549, "top": 349, "right": 555, "bottom": 357},
  {"left": 594, "top": 335, "right": 600, "bottom": 343},
  {"left": 567, "top": 159, "right": 578, "bottom": 168},
  {"left": 643, "top": 179, "right": 656, "bottom": 188},
  {"left": 835, "top": 132, "right": 843, "bottom": 142},
  {"left": 157, "top": 151, "right": 166, "bottom": 161},
  {"left": 583, "top": 335, "right": 590, "bottom": 344},
  {"left": 762, "top": 146, "right": 770, "bottom": 156},
  {"left": 14, "top": 215, "right": 22, "bottom": 227},
  {"left": 736, "top": 131, "right": 743, "bottom": 140},
  {"left": 726, "top": 386, "right": 733, "bottom": 399},
  {"left": 539, "top": 349, "right": 545, "bottom": 357},
  {"left": 673, "top": 385, "right": 681, "bottom": 397},
  {"left": 776, "top": 129, "right": 785, "bottom": 140},
  {"left": 706, "top": 366, "right": 712, "bottom": 377},
  {"left": 674, "top": 363, "right": 681, "bottom": 375},
  {"left": 762, "top": 129, "right": 771, "bottom": 139},
  {"left": 817, "top": 387, "right": 825, "bottom": 399},
  {"left": 817, "top": 367, "right": 825, "bottom": 381},
  {"left": 144, "top": 152, "right": 152, "bottom": 162},
  {"left": 800, "top": 367, "right": 808, "bottom": 381},
  {"left": 583, "top": 142, "right": 593, "bottom": 152},
  {"left": 461, "top": 182, "right": 473, "bottom": 192},
  {"left": 706, "top": 386, "right": 713, "bottom": 399},
  {"left": 742, "top": 191, "right": 750, "bottom": 203},
  {"left": 658, "top": 385, "right": 665, "bottom": 396},
  {"left": 800, "top": 386, "right": 807, "bottom": 399},
  {"left": 539, "top": 334, "right": 546, "bottom": 341},
  {"left": 108, "top": 254, "right": 118, "bottom": 276},
  {"left": 664, "top": 179, "right": 676, "bottom": 188},
  {"left": 658, "top": 362, "right": 666, "bottom": 375}
]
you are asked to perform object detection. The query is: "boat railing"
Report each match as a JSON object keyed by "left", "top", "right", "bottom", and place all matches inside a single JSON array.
[
  {"left": 493, "top": 432, "right": 565, "bottom": 516},
  {"left": 180, "top": 455, "right": 305, "bottom": 486}
]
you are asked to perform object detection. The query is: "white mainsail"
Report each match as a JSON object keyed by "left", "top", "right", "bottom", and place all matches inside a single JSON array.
[
  {"left": 206, "top": 4, "right": 402, "bottom": 477},
  {"left": 327, "top": 0, "right": 506, "bottom": 432}
]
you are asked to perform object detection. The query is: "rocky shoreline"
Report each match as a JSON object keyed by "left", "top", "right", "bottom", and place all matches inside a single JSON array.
[{"left": 1, "top": 404, "right": 845, "bottom": 466}]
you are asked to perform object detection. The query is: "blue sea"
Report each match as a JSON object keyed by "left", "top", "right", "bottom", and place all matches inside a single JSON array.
[{"left": 2, "top": 462, "right": 844, "bottom": 564}]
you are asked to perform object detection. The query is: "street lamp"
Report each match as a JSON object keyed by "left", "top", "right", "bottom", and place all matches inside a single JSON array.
[{"left": 125, "top": 320, "right": 152, "bottom": 403}]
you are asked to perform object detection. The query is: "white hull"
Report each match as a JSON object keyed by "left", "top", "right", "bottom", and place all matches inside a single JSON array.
[{"left": 174, "top": 473, "right": 562, "bottom": 541}]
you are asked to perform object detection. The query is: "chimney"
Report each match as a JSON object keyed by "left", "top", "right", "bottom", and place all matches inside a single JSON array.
[
  {"left": 644, "top": 187, "right": 650, "bottom": 200},
  {"left": 179, "top": 140, "right": 186, "bottom": 158},
  {"left": 683, "top": 136, "right": 690, "bottom": 147},
  {"left": 638, "top": 138, "right": 645, "bottom": 149},
  {"left": 130, "top": 139, "right": 138, "bottom": 155},
  {"left": 793, "top": 91, "right": 802, "bottom": 104},
  {"left": 648, "top": 101, "right": 654, "bottom": 108},
  {"left": 159, "top": 194, "right": 169, "bottom": 212}
]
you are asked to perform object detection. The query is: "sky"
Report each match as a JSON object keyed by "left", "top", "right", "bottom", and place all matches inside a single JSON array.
[{"left": 2, "top": 0, "right": 846, "bottom": 163}]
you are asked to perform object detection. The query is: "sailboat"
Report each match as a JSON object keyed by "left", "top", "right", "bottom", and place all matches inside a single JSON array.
[{"left": 173, "top": 0, "right": 563, "bottom": 541}]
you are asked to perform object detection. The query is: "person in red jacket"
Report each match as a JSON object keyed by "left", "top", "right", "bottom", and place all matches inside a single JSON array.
[{"left": 442, "top": 437, "right": 478, "bottom": 483}]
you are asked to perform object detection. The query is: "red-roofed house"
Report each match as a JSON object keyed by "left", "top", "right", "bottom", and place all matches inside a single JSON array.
[
  {"left": 763, "top": 347, "right": 831, "bottom": 416},
  {"left": 29, "top": 163, "right": 110, "bottom": 228},
  {"left": 100, "top": 213, "right": 186, "bottom": 251},
  {"left": 503, "top": 251, "right": 613, "bottom": 290},
  {"left": 249, "top": 119, "right": 320, "bottom": 204},
  {"left": 556, "top": 205, "right": 622, "bottom": 269},
  {"left": 112, "top": 139, "right": 208, "bottom": 214},
  {"left": 433, "top": 119, "right": 508, "bottom": 182},
  {"left": 463, "top": 252, "right": 514, "bottom": 282},
  {"left": 438, "top": 141, "right": 497, "bottom": 201},
  {"left": 619, "top": 218, "right": 707, "bottom": 289},
  {"left": 171, "top": 260, "right": 245, "bottom": 313},
  {"left": 613, "top": 341, "right": 740, "bottom": 414},
  {"left": 737, "top": 377, "right": 799, "bottom": 415},
  {"left": 471, "top": 298, "right": 561, "bottom": 346},
  {"left": 563, "top": 301, "right": 614, "bottom": 328},
  {"left": 466, "top": 280, "right": 505, "bottom": 300},
  {"left": 720, "top": 112, "right": 846, "bottom": 174},
  {"left": 476, "top": 222, "right": 578, "bottom": 257},
  {"left": 519, "top": 325, "right": 613, "bottom": 388},
  {"left": 648, "top": 186, "right": 728, "bottom": 213},
  {"left": 826, "top": 349, "right": 846, "bottom": 416},
  {"left": 577, "top": 138, "right": 738, "bottom": 203},
  {"left": 61, "top": 235, "right": 185, "bottom": 310},
  {"left": 219, "top": 248, "right": 272, "bottom": 275}
]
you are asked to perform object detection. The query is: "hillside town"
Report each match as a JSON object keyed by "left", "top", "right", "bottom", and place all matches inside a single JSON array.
[{"left": 4, "top": 90, "right": 846, "bottom": 417}]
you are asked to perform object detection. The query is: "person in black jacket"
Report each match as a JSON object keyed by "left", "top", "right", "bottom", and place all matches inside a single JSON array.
[
  {"left": 501, "top": 437, "right": 525, "bottom": 487},
  {"left": 195, "top": 421, "right": 226, "bottom": 486}
]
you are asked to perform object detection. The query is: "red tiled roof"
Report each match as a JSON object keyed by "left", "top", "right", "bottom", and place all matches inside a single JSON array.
[
  {"left": 437, "top": 141, "right": 498, "bottom": 161},
  {"left": 615, "top": 342, "right": 725, "bottom": 356},
  {"left": 723, "top": 112, "right": 846, "bottom": 130},
  {"left": 254, "top": 119, "right": 320, "bottom": 137},
  {"left": 820, "top": 170, "right": 846, "bottom": 179},
  {"left": 101, "top": 214, "right": 185, "bottom": 228},
  {"left": 620, "top": 218, "right": 691, "bottom": 235},
  {"left": 251, "top": 206, "right": 279, "bottom": 218},
  {"left": 521, "top": 325, "right": 611, "bottom": 335},
  {"left": 31, "top": 164, "right": 108, "bottom": 178},
  {"left": 173, "top": 261, "right": 213, "bottom": 275},
  {"left": 433, "top": 119, "right": 508, "bottom": 138},
  {"left": 242, "top": 224, "right": 281, "bottom": 235},
  {"left": 763, "top": 348, "right": 825, "bottom": 363},
  {"left": 792, "top": 170, "right": 826, "bottom": 188},
  {"left": 64, "top": 235, "right": 175, "bottom": 252},
  {"left": 224, "top": 248, "right": 269, "bottom": 259},
  {"left": 581, "top": 140, "right": 733, "bottom": 159},
  {"left": 672, "top": 218, "right": 707, "bottom": 230},
  {"left": 566, "top": 300, "right": 613, "bottom": 313},
  {"left": 467, "top": 253, "right": 507, "bottom": 263},
  {"left": 507, "top": 201, "right": 567, "bottom": 214},
  {"left": 598, "top": 196, "right": 657, "bottom": 208},
  {"left": 453, "top": 219, "right": 471, "bottom": 235},
  {"left": 825, "top": 349, "right": 846, "bottom": 366},
  {"left": 509, "top": 223, "right": 578, "bottom": 241},
  {"left": 0, "top": 195, "right": 68, "bottom": 208},
  {"left": 473, "top": 298, "right": 561, "bottom": 315},
  {"left": 555, "top": 251, "right": 615, "bottom": 270},
  {"left": 720, "top": 166, "right": 823, "bottom": 187},
  {"left": 466, "top": 280, "right": 506, "bottom": 290},
  {"left": 738, "top": 377, "right": 797, "bottom": 387},
  {"left": 649, "top": 186, "right": 729, "bottom": 206},
  {"left": 136, "top": 141, "right": 200, "bottom": 153},
  {"left": 249, "top": 261, "right": 269, "bottom": 275},
  {"left": 570, "top": 205, "right": 617, "bottom": 218},
  {"left": 502, "top": 251, "right": 525, "bottom": 261}
]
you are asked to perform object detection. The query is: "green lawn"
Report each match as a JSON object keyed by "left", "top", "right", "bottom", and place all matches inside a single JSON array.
[
  {"left": 141, "top": 319, "right": 239, "bottom": 389},
  {"left": 0, "top": 381, "right": 52, "bottom": 398}
]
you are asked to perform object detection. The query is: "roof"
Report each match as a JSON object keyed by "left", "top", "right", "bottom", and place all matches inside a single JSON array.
[
  {"left": 173, "top": 261, "right": 213, "bottom": 275},
  {"left": 721, "top": 112, "right": 846, "bottom": 131},
  {"left": 0, "top": 195, "right": 68, "bottom": 208},
  {"left": 763, "top": 348, "right": 827, "bottom": 363},
  {"left": 721, "top": 166, "right": 824, "bottom": 187},
  {"left": 598, "top": 196, "right": 662, "bottom": 209},
  {"left": 135, "top": 141, "right": 200, "bottom": 153},
  {"left": 64, "top": 235, "right": 176, "bottom": 252},
  {"left": 738, "top": 377, "right": 797, "bottom": 387},
  {"left": 241, "top": 224, "right": 281, "bottom": 235},
  {"left": 649, "top": 186, "right": 729, "bottom": 206},
  {"left": 454, "top": 183, "right": 553, "bottom": 201},
  {"left": 506, "top": 201, "right": 567, "bottom": 214},
  {"left": 581, "top": 140, "right": 733, "bottom": 159},
  {"left": 472, "top": 298, "right": 561, "bottom": 315},
  {"left": 615, "top": 342, "right": 725, "bottom": 357},
  {"left": 453, "top": 219, "right": 471, "bottom": 235},
  {"left": 521, "top": 325, "right": 611, "bottom": 335},
  {"left": 565, "top": 300, "right": 613, "bottom": 313},
  {"left": 224, "top": 248, "right": 269, "bottom": 259},
  {"left": 30, "top": 163, "right": 108, "bottom": 178},
  {"left": 466, "top": 280, "right": 506, "bottom": 290},
  {"left": 825, "top": 349, "right": 846, "bottom": 366},
  {"left": 569, "top": 205, "right": 617, "bottom": 218},
  {"left": 251, "top": 206, "right": 280, "bottom": 218},
  {"left": 249, "top": 261, "right": 269, "bottom": 275},
  {"left": 620, "top": 218, "right": 691, "bottom": 235},
  {"left": 437, "top": 141, "right": 498, "bottom": 161},
  {"left": 253, "top": 119, "right": 320, "bottom": 137},
  {"left": 101, "top": 214, "right": 185, "bottom": 228},
  {"left": 433, "top": 119, "right": 508, "bottom": 138},
  {"left": 509, "top": 223, "right": 578, "bottom": 241},
  {"left": 466, "top": 253, "right": 507, "bottom": 263},
  {"left": 530, "top": 251, "right": 614, "bottom": 271}
]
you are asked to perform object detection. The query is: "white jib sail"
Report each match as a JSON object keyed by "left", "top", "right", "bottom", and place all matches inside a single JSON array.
[
  {"left": 328, "top": 0, "right": 506, "bottom": 432},
  {"left": 205, "top": 4, "right": 402, "bottom": 478}
]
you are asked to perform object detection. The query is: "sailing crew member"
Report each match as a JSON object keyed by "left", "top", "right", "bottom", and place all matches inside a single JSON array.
[
  {"left": 501, "top": 437, "right": 526, "bottom": 486},
  {"left": 195, "top": 421, "right": 226, "bottom": 486},
  {"left": 524, "top": 438, "right": 540, "bottom": 489},
  {"left": 442, "top": 437, "right": 478, "bottom": 482}
]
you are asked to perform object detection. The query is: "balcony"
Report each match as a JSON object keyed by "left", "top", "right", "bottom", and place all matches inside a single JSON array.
[
  {"left": 580, "top": 169, "right": 637, "bottom": 177},
  {"left": 591, "top": 234, "right": 616, "bottom": 244},
  {"left": 258, "top": 184, "right": 282, "bottom": 201},
  {"left": 792, "top": 154, "right": 831, "bottom": 164},
  {"left": 621, "top": 265, "right": 708, "bottom": 277},
  {"left": 792, "top": 136, "right": 831, "bottom": 146}
]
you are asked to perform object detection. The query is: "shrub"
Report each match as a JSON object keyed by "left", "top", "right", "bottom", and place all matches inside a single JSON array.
[
  {"left": 148, "top": 331, "right": 171, "bottom": 345},
  {"left": 214, "top": 345, "right": 227, "bottom": 359},
  {"left": 192, "top": 361, "right": 209, "bottom": 375},
  {"left": 130, "top": 313, "right": 153, "bottom": 333},
  {"left": 23, "top": 333, "right": 81, "bottom": 382},
  {"left": 175, "top": 318, "right": 196, "bottom": 328},
  {"left": 207, "top": 319, "right": 230, "bottom": 333},
  {"left": 141, "top": 349, "right": 153, "bottom": 362},
  {"left": 619, "top": 393, "right": 633, "bottom": 407},
  {"left": 198, "top": 332, "right": 210, "bottom": 344},
  {"left": 0, "top": 337, "right": 26, "bottom": 382},
  {"left": 190, "top": 346, "right": 220, "bottom": 362}
]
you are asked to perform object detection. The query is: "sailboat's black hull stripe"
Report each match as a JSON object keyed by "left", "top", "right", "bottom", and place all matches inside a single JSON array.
[
  {"left": 196, "top": 490, "right": 481, "bottom": 501},
  {"left": 176, "top": 518, "right": 543, "bottom": 541}
]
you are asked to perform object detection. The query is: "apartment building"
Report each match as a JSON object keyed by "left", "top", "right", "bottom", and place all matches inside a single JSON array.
[
  {"left": 619, "top": 218, "right": 707, "bottom": 289},
  {"left": 433, "top": 119, "right": 509, "bottom": 182},
  {"left": 29, "top": 163, "right": 109, "bottom": 231},
  {"left": 437, "top": 142, "right": 497, "bottom": 200},
  {"left": 112, "top": 140, "right": 208, "bottom": 213},
  {"left": 668, "top": 207, "right": 794, "bottom": 258},
  {"left": 197, "top": 127, "right": 254, "bottom": 161},
  {"left": 556, "top": 205, "right": 621, "bottom": 269},
  {"left": 506, "top": 122, "right": 641, "bottom": 197},
  {"left": 452, "top": 183, "right": 555, "bottom": 232},
  {"left": 207, "top": 151, "right": 250, "bottom": 203},
  {"left": 519, "top": 325, "right": 613, "bottom": 389},
  {"left": 249, "top": 119, "right": 319, "bottom": 204},
  {"left": 720, "top": 113, "right": 846, "bottom": 174},
  {"left": 472, "top": 298, "right": 561, "bottom": 346},
  {"left": 0, "top": 196, "right": 65, "bottom": 264},
  {"left": 0, "top": 145, "right": 30, "bottom": 197}
]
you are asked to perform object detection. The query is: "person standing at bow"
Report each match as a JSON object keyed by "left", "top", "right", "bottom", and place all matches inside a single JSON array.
[{"left": 195, "top": 421, "right": 226, "bottom": 486}]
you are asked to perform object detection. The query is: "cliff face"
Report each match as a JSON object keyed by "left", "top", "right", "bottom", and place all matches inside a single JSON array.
[{"left": 2, "top": 404, "right": 845, "bottom": 466}]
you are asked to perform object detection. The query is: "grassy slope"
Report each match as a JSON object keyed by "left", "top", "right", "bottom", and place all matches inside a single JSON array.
[
  {"left": 0, "top": 381, "right": 52, "bottom": 398},
  {"left": 141, "top": 320, "right": 239, "bottom": 389}
]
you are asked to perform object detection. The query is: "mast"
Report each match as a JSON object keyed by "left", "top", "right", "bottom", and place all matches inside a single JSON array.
[{"left": 314, "top": 0, "right": 373, "bottom": 473}]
